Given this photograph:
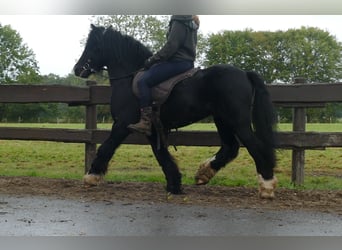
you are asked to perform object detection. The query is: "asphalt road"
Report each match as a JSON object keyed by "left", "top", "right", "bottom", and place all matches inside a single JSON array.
[{"left": 0, "top": 194, "right": 341, "bottom": 236}]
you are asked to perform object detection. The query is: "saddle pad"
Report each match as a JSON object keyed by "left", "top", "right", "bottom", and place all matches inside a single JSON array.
[{"left": 132, "top": 67, "right": 200, "bottom": 105}]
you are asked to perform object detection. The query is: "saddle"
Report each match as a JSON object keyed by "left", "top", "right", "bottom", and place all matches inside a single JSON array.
[{"left": 132, "top": 67, "right": 200, "bottom": 105}]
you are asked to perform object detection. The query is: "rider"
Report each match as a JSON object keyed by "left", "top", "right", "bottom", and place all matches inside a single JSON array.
[{"left": 128, "top": 15, "right": 200, "bottom": 136}]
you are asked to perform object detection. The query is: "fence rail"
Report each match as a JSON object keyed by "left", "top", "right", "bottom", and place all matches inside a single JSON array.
[{"left": 1, "top": 80, "right": 342, "bottom": 185}]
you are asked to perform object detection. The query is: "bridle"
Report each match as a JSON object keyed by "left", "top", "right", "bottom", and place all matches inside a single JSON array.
[
  {"left": 79, "top": 61, "right": 97, "bottom": 77},
  {"left": 81, "top": 62, "right": 139, "bottom": 82},
  {"left": 77, "top": 27, "right": 108, "bottom": 78},
  {"left": 78, "top": 27, "right": 142, "bottom": 82}
]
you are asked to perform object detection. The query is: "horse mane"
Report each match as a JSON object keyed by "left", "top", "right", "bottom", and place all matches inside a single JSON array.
[{"left": 102, "top": 26, "right": 153, "bottom": 68}]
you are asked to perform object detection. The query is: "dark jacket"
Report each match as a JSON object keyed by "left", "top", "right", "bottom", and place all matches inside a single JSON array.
[{"left": 146, "top": 15, "right": 199, "bottom": 66}]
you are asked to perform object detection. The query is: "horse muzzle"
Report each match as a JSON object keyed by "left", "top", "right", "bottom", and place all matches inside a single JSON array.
[{"left": 74, "top": 64, "right": 96, "bottom": 78}]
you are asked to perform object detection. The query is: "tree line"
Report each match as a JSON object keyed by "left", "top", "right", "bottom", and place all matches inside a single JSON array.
[{"left": 1, "top": 16, "right": 342, "bottom": 123}]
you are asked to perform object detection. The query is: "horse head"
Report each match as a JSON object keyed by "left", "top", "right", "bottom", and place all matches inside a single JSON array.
[
  {"left": 74, "top": 24, "right": 106, "bottom": 78},
  {"left": 74, "top": 24, "right": 152, "bottom": 79}
]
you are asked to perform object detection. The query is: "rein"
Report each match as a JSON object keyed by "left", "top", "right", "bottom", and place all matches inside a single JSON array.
[
  {"left": 92, "top": 67, "right": 140, "bottom": 82},
  {"left": 109, "top": 71, "right": 138, "bottom": 81}
]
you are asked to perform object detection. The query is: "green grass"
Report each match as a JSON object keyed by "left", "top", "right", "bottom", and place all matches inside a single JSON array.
[{"left": 0, "top": 123, "right": 341, "bottom": 190}]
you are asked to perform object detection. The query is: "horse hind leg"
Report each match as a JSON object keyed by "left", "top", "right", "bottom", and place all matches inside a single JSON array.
[
  {"left": 148, "top": 132, "right": 183, "bottom": 194},
  {"left": 257, "top": 174, "right": 278, "bottom": 199},
  {"left": 195, "top": 156, "right": 216, "bottom": 185},
  {"left": 235, "top": 125, "right": 277, "bottom": 199},
  {"left": 195, "top": 118, "right": 240, "bottom": 185}
]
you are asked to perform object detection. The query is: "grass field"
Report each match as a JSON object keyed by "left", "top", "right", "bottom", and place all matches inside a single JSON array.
[{"left": 0, "top": 123, "right": 341, "bottom": 190}]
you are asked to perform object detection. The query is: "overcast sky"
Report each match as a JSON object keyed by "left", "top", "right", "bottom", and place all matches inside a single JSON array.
[{"left": 1, "top": 15, "right": 342, "bottom": 77}]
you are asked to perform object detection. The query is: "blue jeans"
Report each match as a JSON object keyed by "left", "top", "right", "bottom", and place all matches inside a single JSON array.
[{"left": 137, "top": 60, "right": 194, "bottom": 108}]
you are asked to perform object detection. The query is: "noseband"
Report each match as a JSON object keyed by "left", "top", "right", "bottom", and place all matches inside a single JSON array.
[{"left": 79, "top": 61, "right": 97, "bottom": 77}]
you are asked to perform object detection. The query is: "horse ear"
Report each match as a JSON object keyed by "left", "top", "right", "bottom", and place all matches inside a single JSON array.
[
  {"left": 106, "top": 25, "right": 113, "bottom": 31},
  {"left": 91, "top": 24, "right": 96, "bottom": 29}
]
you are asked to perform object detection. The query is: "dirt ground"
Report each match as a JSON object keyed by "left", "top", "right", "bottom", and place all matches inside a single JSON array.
[{"left": 0, "top": 176, "right": 341, "bottom": 215}]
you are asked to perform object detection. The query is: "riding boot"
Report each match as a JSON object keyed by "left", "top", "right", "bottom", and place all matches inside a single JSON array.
[{"left": 128, "top": 107, "right": 152, "bottom": 136}]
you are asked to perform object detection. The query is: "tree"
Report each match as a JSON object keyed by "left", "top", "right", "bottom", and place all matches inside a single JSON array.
[
  {"left": 274, "top": 27, "right": 342, "bottom": 83},
  {"left": 0, "top": 24, "right": 42, "bottom": 121},
  {"left": 205, "top": 27, "right": 342, "bottom": 83},
  {"left": 205, "top": 27, "right": 342, "bottom": 122},
  {"left": 0, "top": 24, "right": 40, "bottom": 84},
  {"left": 39, "top": 74, "right": 87, "bottom": 122},
  {"left": 41, "top": 73, "right": 85, "bottom": 86}
]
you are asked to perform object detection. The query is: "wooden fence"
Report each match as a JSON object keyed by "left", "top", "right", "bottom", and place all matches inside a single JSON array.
[{"left": 1, "top": 79, "right": 342, "bottom": 185}]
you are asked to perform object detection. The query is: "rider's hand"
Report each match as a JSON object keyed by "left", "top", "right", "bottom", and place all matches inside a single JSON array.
[{"left": 144, "top": 57, "right": 155, "bottom": 70}]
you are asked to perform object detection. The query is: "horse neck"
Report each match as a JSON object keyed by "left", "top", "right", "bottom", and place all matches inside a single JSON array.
[
  {"left": 107, "top": 63, "right": 131, "bottom": 79},
  {"left": 105, "top": 53, "right": 148, "bottom": 82},
  {"left": 104, "top": 31, "right": 152, "bottom": 77},
  {"left": 106, "top": 62, "right": 135, "bottom": 90}
]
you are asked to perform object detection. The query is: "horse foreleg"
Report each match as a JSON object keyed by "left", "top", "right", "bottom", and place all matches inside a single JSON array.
[
  {"left": 84, "top": 123, "right": 129, "bottom": 186},
  {"left": 148, "top": 133, "right": 183, "bottom": 194}
]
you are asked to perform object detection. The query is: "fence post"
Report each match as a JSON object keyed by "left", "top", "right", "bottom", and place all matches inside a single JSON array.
[
  {"left": 291, "top": 77, "right": 307, "bottom": 185},
  {"left": 85, "top": 80, "right": 97, "bottom": 173}
]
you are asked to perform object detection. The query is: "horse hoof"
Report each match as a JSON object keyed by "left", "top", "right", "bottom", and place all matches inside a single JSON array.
[
  {"left": 83, "top": 173, "right": 104, "bottom": 186},
  {"left": 166, "top": 185, "right": 184, "bottom": 195},
  {"left": 258, "top": 175, "right": 278, "bottom": 199},
  {"left": 195, "top": 158, "right": 217, "bottom": 185}
]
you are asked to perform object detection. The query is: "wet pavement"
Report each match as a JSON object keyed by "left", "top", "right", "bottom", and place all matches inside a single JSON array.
[{"left": 0, "top": 194, "right": 341, "bottom": 236}]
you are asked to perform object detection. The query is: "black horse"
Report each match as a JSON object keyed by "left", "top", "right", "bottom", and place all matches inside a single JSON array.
[{"left": 74, "top": 25, "right": 278, "bottom": 198}]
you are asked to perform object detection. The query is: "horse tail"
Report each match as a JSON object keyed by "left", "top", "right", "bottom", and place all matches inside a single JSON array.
[{"left": 247, "top": 71, "right": 277, "bottom": 164}]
